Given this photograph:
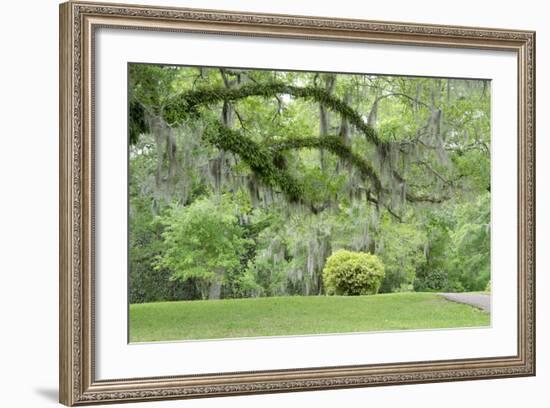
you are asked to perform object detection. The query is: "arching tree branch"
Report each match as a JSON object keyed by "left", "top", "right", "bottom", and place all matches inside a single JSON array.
[
  {"left": 203, "top": 122, "right": 447, "bottom": 210},
  {"left": 165, "top": 83, "right": 451, "bottom": 212},
  {"left": 269, "top": 135, "right": 382, "bottom": 192},
  {"left": 202, "top": 122, "right": 304, "bottom": 203},
  {"left": 405, "top": 193, "right": 448, "bottom": 203},
  {"left": 165, "top": 82, "right": 382, "bottom": 147}
]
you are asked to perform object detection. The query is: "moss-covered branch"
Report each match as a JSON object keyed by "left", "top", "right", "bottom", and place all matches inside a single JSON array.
[
  {"left": 167, "top": 83, "right": 447, "bottom": 211},
  {"left": 202, "top": 122, "right": 304, "bottom": 202},
  {"left": 133, "top": 79, "right": 447, "bottom": 211},
  {"left": 405, "top": 192, "right": 448, "bottom": 203},
  {"left": 269, "top": 136, "right": 382, "bottom": 192},
  {"left": 166, "top": 82, "right": 381, "bottom": 147}
]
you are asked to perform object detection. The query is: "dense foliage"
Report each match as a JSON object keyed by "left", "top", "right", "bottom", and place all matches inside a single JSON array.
[
  {"left": 128, "top": 64, "right": 491, "bottom": 303},
  {"left": 155, "top": 196, "right": 251, "bottom": 300},
  {"left": 322, "top": 250, "right": 385, "bottom": 295}
]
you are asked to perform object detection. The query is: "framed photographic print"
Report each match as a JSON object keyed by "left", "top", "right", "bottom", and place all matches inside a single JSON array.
[{"left": 59, "top": 1, "right": 536, "bottom": 405}]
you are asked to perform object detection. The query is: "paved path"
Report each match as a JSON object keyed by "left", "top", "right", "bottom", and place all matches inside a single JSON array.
[{"left": 439, "top": 293, "right": 491, "bottom": 313}]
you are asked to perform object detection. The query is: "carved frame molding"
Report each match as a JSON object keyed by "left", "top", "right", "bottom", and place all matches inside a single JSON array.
[{"left": 59, "top": 1, "right": 535, "bottom": 405}]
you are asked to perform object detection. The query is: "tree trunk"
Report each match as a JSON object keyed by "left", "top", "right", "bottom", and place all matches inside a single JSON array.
[
  {"left": 210, "top": 69, "right": 237, "bottom": 192},
  {"left": 337, "top": 91, "right": 352, "bottom": 173},
  {"left": 166, "top": 126, "right": 177, "bottom": 182},
  {"left": 339, "top": 92, "right": 351, "bottom": 145},
  {"left": 208, "top": 268, "right": 225, "bottom": 300},
  {"left": 319, "top": 74, "right": 336, "bottom": 169}
]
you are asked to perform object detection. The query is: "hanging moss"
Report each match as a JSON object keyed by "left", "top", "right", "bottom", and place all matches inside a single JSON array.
[{"left": 163, "top": 82, "right": 447, "bottom": 213}]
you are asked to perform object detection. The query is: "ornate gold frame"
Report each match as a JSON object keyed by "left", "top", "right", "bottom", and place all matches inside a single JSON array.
[{"left": 59, "top": 1, "right": 536, "bottom": 405}]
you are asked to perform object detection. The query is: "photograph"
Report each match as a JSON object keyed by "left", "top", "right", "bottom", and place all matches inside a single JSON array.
[{"left": 128, "top": 64, "right": 492, "bottom": 343}]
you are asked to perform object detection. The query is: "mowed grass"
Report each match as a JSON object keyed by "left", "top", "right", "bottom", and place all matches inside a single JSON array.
[{"left": 129, "top": 292, "right": 490, "bottom": 343}]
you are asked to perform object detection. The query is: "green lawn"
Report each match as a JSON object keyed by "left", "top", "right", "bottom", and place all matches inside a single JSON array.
[{"left": 129, "top": 292, "right": 490, "bottom": 343}]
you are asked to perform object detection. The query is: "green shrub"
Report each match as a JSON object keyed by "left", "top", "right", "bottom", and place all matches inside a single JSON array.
[
  {"left": 413, "top": 268, "right": 449, "bottom": 292},
  {"left": 322, "top": 250, "right": 385, "bottom": 296},
  {"left": 485, "top": 280, "right": 491, "bottom": 293}
]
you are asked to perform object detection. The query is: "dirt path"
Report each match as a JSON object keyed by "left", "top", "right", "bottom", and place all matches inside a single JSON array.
[{"left": 439, "top": 293, "right": 491, "bottom": 313}]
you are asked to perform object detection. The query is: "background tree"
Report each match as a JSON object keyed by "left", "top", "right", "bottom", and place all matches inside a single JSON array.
[{"left": 155, "top": 196, "right": 251, "bottom": 300}]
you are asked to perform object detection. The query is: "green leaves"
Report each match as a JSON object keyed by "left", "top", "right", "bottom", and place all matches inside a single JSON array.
[
  {"left": 202, "top": 121, "right": 384, "bottom": 205},
  {"left": 376, "top": 215, "right": 427, "bottom": 293},
  {"left": 323, "top": 250, "right": 385, "bottom": 296},
  {"left": 448, "top": 193, "right": 491, "bottom": 291},
  {"left": 156, "top": 196, "right": 251, "bottom": 299},
  {"left": 413, "top": 193, "right": 490, "bottom": 292},
  {"left": 270, "top": 135, "right": 381, "bottom": 191},
  {"left": 202, "top": 122, "right": 305, "bottom": 202}
]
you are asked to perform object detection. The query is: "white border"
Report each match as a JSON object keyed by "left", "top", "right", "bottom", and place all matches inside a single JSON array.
[{"left": 95, "top": 28, "right": 518, "bottom": 380}]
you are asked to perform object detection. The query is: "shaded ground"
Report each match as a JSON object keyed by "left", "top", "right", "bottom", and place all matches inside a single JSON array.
[
  {"left": 439, "top": 293, "right": 491, "bottom": 312},
  {"left": 129, "top": 292, "right": 490, "bottom": 342}
]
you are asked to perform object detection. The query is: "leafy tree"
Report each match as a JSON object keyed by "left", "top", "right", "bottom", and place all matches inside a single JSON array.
[
  {"left": 128, "top": 194, "right": 200, "bottom": 303},
  {"left": 156, "top": 196, "right": 251, "bottom": 299},
  {"left": 413, "top": 206, "right": 455, "bottom": 292},
  {"left": 376, "top": 215, "right": 427, "bottom": 293},
  {"left": 448, "top": 193, "right": 491, "bottom": 291}
]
